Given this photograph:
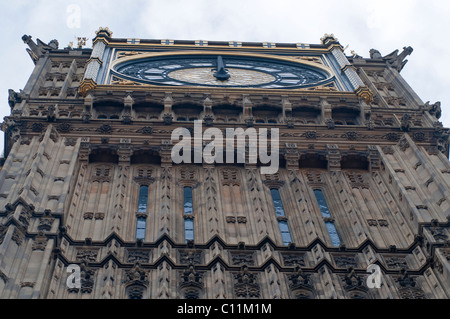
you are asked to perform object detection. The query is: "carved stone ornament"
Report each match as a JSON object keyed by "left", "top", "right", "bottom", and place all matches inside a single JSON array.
[
  {"left": 83, "top": 212, "right": 94, "bottom": 220},
  {"left": 76, "top": 249, "right": 99, "bottom": 263},
  {"left": 82, "top": 111, "right": 91, "bottom": 123},
  {"left": 22, "top": 34, "right": 58, "bottom": 64},
  {"left": 127, "top": 250, "right": 150, "bottom": 264},
  {"left": 126, "top": 285, "right": 146, "bottom": 299},
  {"left": 20, "top": 281, "right": 35, "bottom": 288},
  {"left": 38, "top": 215, "right": 55, "bottom": 232},
  {"left": 399, "top": 287, "right": 426, "bottom": 299},
  {"left": 65, "top": 137, "right": 76, "bottom": 147},
  {"left": 0, "top": 225, "right": 7, "bottom": 245},
  {"left": 325, "top": 118, "right": 335, "bottom": 130},
  {"left": 162, "top": 113, "right": 173, "bottom": 125},
  {"left": 429, "top": 220, "right": 448, "bottom": 241},
  {"left": 245, "top": 117, "right": 254, "bottom": 128},
  {"left": 385, "top": 256, "right": 408, "bottom": 270},
  {"left": 122, "top": 111, "right": 132, "bottom": 124},
  {"left": 305, "top": 131, "right": 317, "bottom": 139},
  {"left": 80, "top": 262, "right": 96, "bottom": 294},
  {"left": 288, "top": 266, "right": 314, "bottom": 299},
  {"left": 8, "top": 89, "right": 23, "bottom": 108},
  {"left": 366, "top": 120, "right": 375, "bottom": 130},
  {"left": 367, "top": 219, "right": 378, "bottom": 227},
  {"left": 386, "top": 132, "right": 400, "bottom": 141},
  {"left": 382, "top": 146, "right": 395, "bottom": 154},
  {"left": 413, "top": 132, "right": 426, "bottom": 142},
  {"left": 47, "top": 105, "right": 56, "bottom": 122},
  {"left": 342, "top": 268, "right": 368, "bottom": 299},
  {"left": 425, "top": 101, "right": 442, "bottom": 119},
  {"left": 12, "top": 228, "right": 24, "bottom": 246},
  {"left": 334, "top": 255, "right": 358, "bottom": 269},
  {"left": 97, "top": 124, "right": 113, "bottom": 134},
  {"left": 94, "top": 213, "right": 105, "bottom": 220},
  {"left": 57, "top": 122, "right": 71, "bottom": 133},
  {"left": 140, "top": 126, "right": 153, "bottom": 135},
  {"left": 378, "top": 219, "right": 389, "bottom": 227},
  {"left": 18, "top": 209, "right": 32, "bottom": 228},
  {"left": 234, "top": 266, "right": 260, "bottom": 298},
  {"left": 398, "top": 137, "right": 410, "bottom": 152},
  {"left": 400, "top": 114, "right": 412, "bottom": 132},
  {"left": 384, "top": 46, "right": 413, "bottom": 72},
  {"left": 397, "top": 269, "right": 416, "bottom": 288},
  {"left": 226, "top": 216, "right": 236, "bottom": 223},
  {"left": 237, "top": 216, "right": 247, "bottom": 224},
  {"left": 370, "top": 49, "right": 382, "bottom": 59},
  {"left": 286, "top": 118, "right": 295, "bottom": 129},
  {"left": 31, "top": 122, "right": 44, "bottom": 132},
  {"left": 203, "top": 114, "right": 214, "bottom": 127},
  {"left": 344, "top": 131, "right": 358, "bottom": 141},
  {"left": 122, "top": 262, "right": 148, "bottom": 299},
  {"left": 179, "top": 262, "right": 204, "bottom": 299},
  {"left": 231, "top": 253, "right": 255, "bottom": 266},
  {"left": 396, "top": 269, "right": 426, "bottom": 299},
  {"left": 282, "top": 254, "right": 306, "bottom": 267},
  {"left": 32, "top": 232, "right": 48, "bottom": 251},
  {"left": 124, "top": 262, "right": 148, "bottom": 286}
]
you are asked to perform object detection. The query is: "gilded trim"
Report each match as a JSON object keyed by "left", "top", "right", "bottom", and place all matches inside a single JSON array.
[
  {"left": 78, "top": 78, "right": 98, "bottom": 97},
  {"left": 109, "top": 50, "right": 334, "bottom": 78},
  {"left": 355, "top": 86, "right": 374, "bottom": 104}
]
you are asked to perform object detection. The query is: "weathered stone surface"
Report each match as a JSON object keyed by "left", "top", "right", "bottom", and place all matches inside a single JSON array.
[{"left": 0, "top": 32, "right": 448, "bottom": 300}]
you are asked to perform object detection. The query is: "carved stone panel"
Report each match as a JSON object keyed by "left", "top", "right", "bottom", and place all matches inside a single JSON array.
[
  {"left": 233, "top": 266, "right": 260, "bottom": 298},
  {"left": 282, "top": 254, "right": 306, "bottom": 267},
  {"left": 333, "top": 255, "right": 358, "bottom": 269},
  {"left": 179, "top": 250, "right": 202, "bottom": 265},
  {"left": 230, "top": 252, "right": 255, "bottom": 266},
  {"left": 76, "top": 249, "right": 99, "bottom": 263},
  {"left": 288, "top": 266, "right": 314, "bottom": 299},
  {"left": 384, "top": 256, "right": 408, "bottom": 270},
  {"left": 127, "top": 250, "right": 150, "bottom": 264}
]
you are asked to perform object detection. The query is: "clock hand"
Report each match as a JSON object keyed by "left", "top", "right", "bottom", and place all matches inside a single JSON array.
[{"left": 213, "top": 56, "right": 230, "bottom": 81}]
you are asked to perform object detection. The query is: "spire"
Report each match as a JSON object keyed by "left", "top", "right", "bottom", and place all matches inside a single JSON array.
[
  {"left": 383, "top": 46, "right": 413, "bottom": 72},
  {"left": 22, "top": 35, "right": 59, "bottom": 64}
]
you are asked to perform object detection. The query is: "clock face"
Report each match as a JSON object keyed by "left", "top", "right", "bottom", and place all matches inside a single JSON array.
[{"left": 112, "top": 54, "right": 331, "bottom": 89}]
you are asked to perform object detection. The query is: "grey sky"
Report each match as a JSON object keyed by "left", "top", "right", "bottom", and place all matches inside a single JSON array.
[{"left": 1, "top": 0, "right": 449, "bottom": 154}]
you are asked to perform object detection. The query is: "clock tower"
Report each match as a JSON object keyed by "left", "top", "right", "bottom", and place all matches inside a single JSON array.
[{"left": 0, "top": 28, "right": 449, "bottom": 299}]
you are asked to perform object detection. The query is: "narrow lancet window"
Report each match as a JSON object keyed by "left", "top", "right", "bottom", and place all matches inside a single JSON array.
[
  {"left": 183, "top": 186, "right": 194, "bottom": 242},
  {"left": 313, "top": 189, "right": 342, "bottom": 247},
  {"left": 138, "top": 185, "right": 149, "bottom": 213},
  {"left": 135, "top": 185, "right": 149, "bottom": 240},
  {"left": 136, "top": 217, "right": 146, "bottom": 241},
  {"left": 270, "top": 188, "right": 293, "bottom": 246}
]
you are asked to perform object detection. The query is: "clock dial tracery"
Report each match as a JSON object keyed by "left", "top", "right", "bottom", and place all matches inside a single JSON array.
[{"left": 112, "top": 54, "right": 332, "bottom": 89}]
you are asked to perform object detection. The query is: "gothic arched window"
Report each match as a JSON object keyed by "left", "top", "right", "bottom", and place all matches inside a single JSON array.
[
  {"left": 135, "top": 185, "right": 149, "bottom": 241},
  {"left": 270, "top": 188, "right": 293, "bottom": 246},
  {"left": 183, "top": 186, "right": 194, "bottom": 242},
  {"left": 313, "top": 189, "right": 342, "bottom": 247}
]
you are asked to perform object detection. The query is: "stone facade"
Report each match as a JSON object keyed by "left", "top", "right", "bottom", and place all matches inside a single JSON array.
[{"left": 0, "top": 30, "right": 449, "bottom": 299}]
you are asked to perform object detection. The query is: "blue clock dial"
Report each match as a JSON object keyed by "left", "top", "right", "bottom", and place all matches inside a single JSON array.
[{"left": 112, "top": 54, "right": 332, "bottom": 89}]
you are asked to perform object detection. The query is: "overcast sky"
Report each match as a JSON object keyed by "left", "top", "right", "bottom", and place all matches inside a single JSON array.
[{"left": 1, "top": 0, "right": 449, "bottom": 154}]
